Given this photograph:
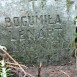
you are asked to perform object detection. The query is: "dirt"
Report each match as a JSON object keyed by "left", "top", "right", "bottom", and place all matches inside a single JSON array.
[
  {"left": 9, "top": 57, "right": 77, "bottom": 77},
  {"left": 24, "top": 58, "right": 77, "bottom": 77},
  {"left": 25, "top": 65, "right": 77, "bottom": 77}
]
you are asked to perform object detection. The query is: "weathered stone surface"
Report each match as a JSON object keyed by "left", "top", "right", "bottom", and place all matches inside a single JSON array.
[{"left": 0, "top": 0, "right": 76, "bottom": 65}]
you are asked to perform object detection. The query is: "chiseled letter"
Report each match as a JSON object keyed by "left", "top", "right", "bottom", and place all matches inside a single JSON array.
[
  {"left": 13, "top": 17, "right": 19, "bottom": 26},
  {"left": 5, "top": 17, "right": 11, "bottom": 27},
  {"left": 21, "top": 16, "right": 28, "bottom": 26},
  {"left": 48, "top": 15, "right": 55, "bottom": 24},
  {"left": 55, "top": 15, "right": 61, "bottom": 23}
]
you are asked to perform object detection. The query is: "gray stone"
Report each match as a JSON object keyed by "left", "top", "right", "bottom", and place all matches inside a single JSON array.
[{"left": 0, "top": 0, "right": 76, "bottom": 65}]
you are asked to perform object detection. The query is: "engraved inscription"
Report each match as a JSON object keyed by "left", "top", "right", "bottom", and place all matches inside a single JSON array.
[
  {"left": 4, "top": 14, "right": 63, "bottom": 54},
  {"left": 5, "top": 15, "right": 61, "bottom": 28}
]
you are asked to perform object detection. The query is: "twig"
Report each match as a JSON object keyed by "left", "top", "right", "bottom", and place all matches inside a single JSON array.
[
  {"left": 5, "top": 62, "right": 28, "bottom": 69},
  {"left": 38, "top": 62, "right": 42, "bottom": 77},
  {"left": 60, "top": 70, "right": 70, "bottom": 77},
  {"left": 8, "top": 66, "right": 20, "bottom": 70},
  {"left": 0, "top": 48, "right": 35, "bottom": 77}
]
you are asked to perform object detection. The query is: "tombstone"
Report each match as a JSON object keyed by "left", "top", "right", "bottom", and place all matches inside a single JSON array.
[{"left": 0, "top": 0, "right": 75, "bottom": 65}]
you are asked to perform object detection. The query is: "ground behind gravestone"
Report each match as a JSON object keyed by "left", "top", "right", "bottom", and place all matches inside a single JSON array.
[{"left": 24, "top": 57, "right": 77, "bottom": 77}]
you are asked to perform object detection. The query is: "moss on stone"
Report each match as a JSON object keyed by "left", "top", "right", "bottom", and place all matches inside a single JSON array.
[{"left": 66, "top": 0, "right": 71, "bottom": 12}]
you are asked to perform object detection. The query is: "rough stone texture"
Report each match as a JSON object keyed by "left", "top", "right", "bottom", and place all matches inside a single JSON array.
[{"left": 0, "top": 0, "right": 76, "bottom": 65}]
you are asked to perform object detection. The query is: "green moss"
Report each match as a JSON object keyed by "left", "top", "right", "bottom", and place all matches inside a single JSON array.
[
  {"left": 32, "top": 0, "right": 35, "bottom": 9},
  {"left": 40, "top": 0, "right": 46, "bottom": 9},
  {"left": 76, "top": 16, "right": 77, "bottom": 19},
  {"left": 75, "top": 33, "right": 77, "bottom": 38},
  {"left": 66, "top": 0, "right": 71, "bottom": 12}
]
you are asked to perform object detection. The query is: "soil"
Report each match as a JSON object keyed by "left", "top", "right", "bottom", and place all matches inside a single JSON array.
[
  {"left": 9, "top": 57, "right": 77, "bottom": 77},
  {"left": 25, "top": 57, "right": 77, "bottom": 77}
]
